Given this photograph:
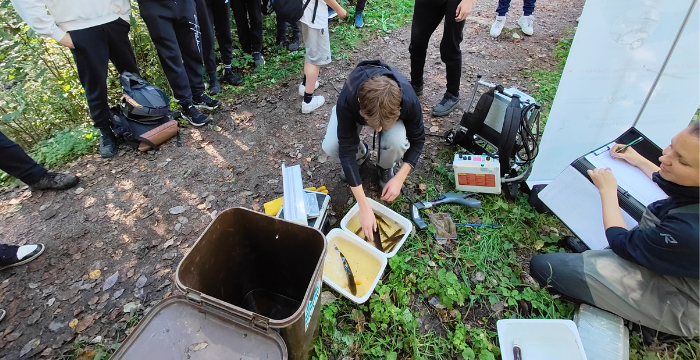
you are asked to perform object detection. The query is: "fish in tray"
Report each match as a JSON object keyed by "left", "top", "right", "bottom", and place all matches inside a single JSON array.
[
  {"left": 352, "top": 213, "right": 406, "bottom": 253},
  {"left": 335, "top": 246, "right": 357, "bottom": 295}
]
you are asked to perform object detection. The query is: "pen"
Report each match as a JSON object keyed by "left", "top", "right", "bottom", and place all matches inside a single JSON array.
[
  {"left": 615, "top": 136, "right": 643, "bottom": 153},
  {"left": 455, "top": 223, "right": 502, "bottom": 229}
]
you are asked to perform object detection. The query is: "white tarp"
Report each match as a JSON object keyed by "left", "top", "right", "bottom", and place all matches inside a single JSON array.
[{"left": 528, "top": 0, "right": 699, "bottom": 186}]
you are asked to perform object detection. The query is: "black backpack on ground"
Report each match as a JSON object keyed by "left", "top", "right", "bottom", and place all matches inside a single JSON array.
[
  {"left": 120, "top": 72, "right": 170, "bottom": 124},
  {"left": 273, "top": 0, "right": 316, "bottom": 24},
  {"left": 109, "top": 106, "right": 180, "bottom": 152}
]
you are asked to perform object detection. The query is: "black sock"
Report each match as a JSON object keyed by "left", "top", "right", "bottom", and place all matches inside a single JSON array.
[
  {"left": 304, "top": 92, "right": 313, "bottom": 103},
  {"left": 302, "top": 75, "right": 306, "bottom": 86}
]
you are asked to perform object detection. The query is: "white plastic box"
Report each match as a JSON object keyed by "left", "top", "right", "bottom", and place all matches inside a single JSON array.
[
  {"left": 340, "top": 198, "right": 413, "bottom": 258},
  {"left": 322, "top": 229, "right": 387, "bottom": 304},
  {"left": 573, "top": 304, "right": 629, "bottom": 360},
  {"left": 497, "top": 319, "right": 588, "bottom": 360}
]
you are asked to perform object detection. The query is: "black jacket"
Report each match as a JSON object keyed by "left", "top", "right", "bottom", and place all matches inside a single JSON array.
[
  {"left": 336, "top": 60, "right": 425, "bottom": 187},
  {"left": 606, "top": 173, "right": 699, "bottom": 279}
]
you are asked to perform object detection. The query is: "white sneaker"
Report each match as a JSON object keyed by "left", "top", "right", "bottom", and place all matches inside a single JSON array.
[
  {"left": 298, "top": 81, "right": 320, "bottom": 96},
  {"left": 518, "top": 15, "right": 534, "bottom": 36},
  {"left": 490, "top": 16, "right": 506, "bottom": 37},
  {"left": 301, "top": 96, "right": 325, "bottom": 114}
]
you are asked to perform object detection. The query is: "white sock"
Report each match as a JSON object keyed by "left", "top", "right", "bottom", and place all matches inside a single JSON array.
[
  {"left": 224, "top": 64, "right": 231, "bottom": 69},
  {"left": 16, "top": 245, "right": 37, "bottom": 260}
]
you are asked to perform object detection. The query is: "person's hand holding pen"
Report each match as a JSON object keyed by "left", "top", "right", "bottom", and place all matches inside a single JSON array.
[{"left": 609, "top": 141, "right": 660, "bottom": 180}]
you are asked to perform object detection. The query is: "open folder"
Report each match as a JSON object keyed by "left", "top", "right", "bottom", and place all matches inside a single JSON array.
[{"left": 538, "top": 128, "right": 667, "bottom": 250}]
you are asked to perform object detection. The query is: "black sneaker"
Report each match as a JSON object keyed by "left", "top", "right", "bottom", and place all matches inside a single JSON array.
[
  {"left": 432, "top": 92, "right": 460, "bottom": 117},
  {"left": 378, "top": 166, "right": 395, "bottom": 190},
  {"left": 181, "top": 102, "right": 211, "bottom": 127},
  {"left": 208, "top": 75, "right": 221, "bottom": 95},
  {"left": 221, "top": 68, "right": 243, "bottom": 86},
  {"left": 410, "top": 82, "right": 423, "bottom": 96},
  {"left": 275, "top": 41, "right": 284, "bottom": 51},
  {"left": 288, "top": 37, "right": 300, "bottom": 51},
  {"left": 29, "top": 172, "right": 79, "bottom": 191},
  {"left": 193, "top": 93, "right": 222, "bottom": 111},
  {"left": 252, "top": 52, "right": 265, "bottom": 67},
  {"left": 0, "top": 244, "right": 45, "bottom": 270},
  {"left": 99, "top": 132, "right": 117, "bottom": 158}
]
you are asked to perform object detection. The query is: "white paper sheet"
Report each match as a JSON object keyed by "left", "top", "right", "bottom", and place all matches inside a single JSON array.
[
  {"left": 584, "top": 143, "right": 667, "bottom": 206},
  {"left": 539, "top": 166, "right": 638, "bottom": 250}
]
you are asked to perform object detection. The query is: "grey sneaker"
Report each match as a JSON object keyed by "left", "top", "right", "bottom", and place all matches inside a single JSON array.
[
  {"left": 29, "top": 172, "right": 79, "bottom": 191},
  {"left": 252, "top": 52, "right": 265, "bottom": 67},
  {"left": 378, "top": 166, "right": 395, "bottom": 190},
  {"left": 99, "top": 132, "right": 117, "bottom": 158},
  {"left": 432, "top": 92, "right": 460, "bottom": 117}
]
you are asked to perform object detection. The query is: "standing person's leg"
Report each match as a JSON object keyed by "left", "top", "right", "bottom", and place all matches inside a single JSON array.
[
  {"left": 139, "top": 1, "right": 210, "bottom": 126},
  {"left": 231, "top": 0, "right": 252, "bottom": 54},
  {"left": 246, "top": 0, "right": 265, "bottom": 66},
  {"left": 209, "top": 0, "right": 242, "bottom": 86},
  {"left": 289, "top": 21, "right": 301, "bottom": 51},
  {"left": 68, "top": 24, "right": 118, "bottom": 158},
  {"left": 408, "top": 0, "right": 448, "bottom": 96},
  {"left": 276, "top": 15, "right": 288, "bottom": 49},
  {"left": 354, "top": 0, "right": 367, "bottom": 27},
  {"left": 195, "top": 0, "right": 221, "bottom": 94},
  {"left": 0, "top": 130, "right": 78, "bottom": 190},
  {"left": 518, "top": 0, "right": 536, "bottom": 35},
  {"left": 431, "top": 0, "right": 465, "bottom": 117},
  {"left": 300, "top": 25, "right": 330, "bottom": 113},
  {"left": 496, "top": 0, "right": 512, "bottom": 16},
  {"left": 104, "top": 18, "right": 140, "bottom": 76}
]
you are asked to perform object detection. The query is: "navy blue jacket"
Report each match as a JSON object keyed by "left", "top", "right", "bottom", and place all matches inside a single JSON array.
[
  {"left": 335, "top": 60, "right": 425, "bottom": 187},
  {"left": 606, "top": 173, "right": 699, "bottom": 279}
]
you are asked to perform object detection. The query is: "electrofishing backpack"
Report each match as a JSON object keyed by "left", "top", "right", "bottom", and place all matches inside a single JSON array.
[
  {"left": 109, "top": 106, "right": 180, "bottom": 152},
  {"left": 120, "top": 72, "right": 170, "bottom": 124},
  {"left": 273, "top": 0, "right": 317, "bottom": 24}
]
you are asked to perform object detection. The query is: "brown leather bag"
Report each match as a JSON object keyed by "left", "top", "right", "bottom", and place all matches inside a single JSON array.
[{"left": 138, "top": 119, "right": 179, "bottom": 151}]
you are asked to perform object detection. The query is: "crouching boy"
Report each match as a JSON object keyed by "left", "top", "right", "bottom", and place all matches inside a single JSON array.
[{"left": 322, "top": 60, "right": 425, "bottom": 240}]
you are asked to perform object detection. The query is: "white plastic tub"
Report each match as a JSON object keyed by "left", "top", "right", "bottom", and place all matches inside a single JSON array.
[
  {"left": 340, "top": 198, "right": 413, "bottom": 258},
  {"left": 497, "top": 319, "right": 588, "bottom": 360},
  {"left": 322, "top": 229, "right": 387, "bottom": 304}
]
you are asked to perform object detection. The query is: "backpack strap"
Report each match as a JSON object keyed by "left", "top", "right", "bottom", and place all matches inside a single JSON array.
[
  {"left": 136, "top": 136, "right": 160, "bottom": 152},
  {"left": 311, "top": 0, "right": 319, "bottom": 24}
]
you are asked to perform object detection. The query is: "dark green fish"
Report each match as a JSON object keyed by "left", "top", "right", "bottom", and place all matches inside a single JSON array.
[
  {"left": 372, "top": 228, "right": 384, "bottom": 252},
  {"left": 335, "top": 246, "right": 357, "bottom": 295}
]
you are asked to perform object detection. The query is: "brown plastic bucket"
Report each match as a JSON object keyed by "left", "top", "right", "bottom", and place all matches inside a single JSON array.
[{"left": 176, "top": 207, "right": 326, "bottom": 360}]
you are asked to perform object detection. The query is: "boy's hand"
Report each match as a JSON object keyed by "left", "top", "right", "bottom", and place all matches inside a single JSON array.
[
  {"left": 588, "top": 168, "right": 618, "bottom": 197},
  {"left": 337, "top": 8, "right": 347, "bottom": 19},
  {"left": 456, "top": 0, "right": 473, "bottom": 22},
  {"left": 381, "top": 177, "right": 402, "bottom": 202},
  {"left": 59, "top": 33, "right": 75, "bottom": 49},
  {"left": 359, "top": 207, "right": 377, "bottom": 241}
]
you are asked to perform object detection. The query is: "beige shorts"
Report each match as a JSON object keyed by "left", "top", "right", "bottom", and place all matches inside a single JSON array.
[{"left": 301, "top": 23, "right": 331, "bottom": 66}]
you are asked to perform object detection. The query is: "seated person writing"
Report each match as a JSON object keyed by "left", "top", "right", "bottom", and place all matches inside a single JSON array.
[
  {"left": 530, "top": 122, "right": 699, "bottom": 339},
  {"left": 322, "top": 60, "right": 425, "bottom": 240}
]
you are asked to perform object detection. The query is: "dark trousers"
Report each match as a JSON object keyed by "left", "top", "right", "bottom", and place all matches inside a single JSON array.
[
  {"left": 530, "top": 252, "right": 595, "bottom": 305},
  {"left": 276, "top": 16, "right": 300, "bottom": 44},
  {"left": 69, "top": 18, "right": 140, "bottom": 129},
  {"left": 409, "top": 0, "right": 465, "bottom": 97},
  {"left": 231, "top": 0, "right": 263, "bottom": 53},
  {"left": 195, "top": 0, "right": 217, "bottom": 76},
  {"left": 0, "top": 130, "right": 46, "bottom": 185},
  {"left": 355, "top": 0, "right": 368, "bottom": 14},
  {"left": 496, "top": 0, "right": 536, "bottom": 16},
  {"left": 138, "top": 0, "right": 205, "bottom": 101},
  {"left": 205, "top": 0, "right": 235, "bottom": 66}
]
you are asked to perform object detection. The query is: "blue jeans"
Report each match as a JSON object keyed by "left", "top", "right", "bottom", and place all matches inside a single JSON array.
[{"left": 496, "top": 0, "right": 536, "bottom": 16}]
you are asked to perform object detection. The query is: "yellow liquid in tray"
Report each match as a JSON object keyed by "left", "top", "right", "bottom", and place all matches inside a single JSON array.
[
  {"left": 346, "top": 212, "right": 405, "bottom": 253},
  {"left": 324, "top": 234, "right": 383, "bottom": 299}
]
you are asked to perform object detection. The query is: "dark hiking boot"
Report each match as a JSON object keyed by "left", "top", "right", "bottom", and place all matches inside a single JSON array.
[
  {"left": 0, "top": 244, "right": 45, "bottom": 270},
  {"left": 208, "top": 75, "right": 221, "bottom": 95},
  {"left": 432, "top": 92, "right": 460, "bottom": 117},
  {"left": 411, "top": 82, "right": 423, "bottom": 96},
  {"left": 252, "top": 52, "right": 265, "bottom": 67},
  {"left": 221, "top": 68, "right": 243, "bottom": 86},
  {"left": 29, "top": 172, "right": 79, "bottom": 191},
  {"left": 288, "top": 36, "right": 300, "bottom": 51},
  {"left": 193, "top": 93, "right": 222, "bottom": 111},
  {"left": 99, "top": 131, "right": 117, "bottom": 158}
]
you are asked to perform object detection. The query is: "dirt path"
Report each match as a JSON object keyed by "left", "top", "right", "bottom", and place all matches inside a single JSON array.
[{"left": 0, "top": 0, "right": 583, "bottom": 357}]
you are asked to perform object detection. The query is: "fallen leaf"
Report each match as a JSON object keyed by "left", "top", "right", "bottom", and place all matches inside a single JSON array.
[
  {"left": 20, "top": 338, "right": 40, "bottom": 357},
  {"left": 251, "top": 203, "right": 261, "bottom": 211},
  {"left": 88, "top": 270, "right": 101, "bottom": 279},
  {"left": 75, "top": 314, "right": 96, "bottom": 333},
  {"left": 103, "top": 271, "right": 119, "bottom": 291},
  {"left": 68, "top": 319, "right": 78, "bottom": 329},
  {"left": 135, "top": 275, "right": 147, "bottom": 289},
  {"left": 418, "top": 183, "right": 427, "bottom": 195},
  {"left": 188, "top": 342, "right": 209, "bottom": 352},
  {"left": 76, "top": 350, "right": 97, "bottom": 360},
  {"left": 88, "top": 296, "right": 99, "bottom": 306},
  {"left": 169, "top": 206, "right": 185, "bottom": 215}
]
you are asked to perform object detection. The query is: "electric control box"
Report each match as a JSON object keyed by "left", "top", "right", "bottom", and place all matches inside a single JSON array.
[{"left": 453, "top": 154, "right": 501, "bottom": 194}]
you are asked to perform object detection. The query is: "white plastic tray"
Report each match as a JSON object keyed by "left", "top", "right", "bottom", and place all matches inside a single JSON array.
[
  {"left": 340, "top": 198, "right": 413, "bottom": 258},
  {"left": 322, "top": 229, "right": 387, "bottom": 304},
  {"left": 497, "top": 319, "right": 588, "bottom": 360}
]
